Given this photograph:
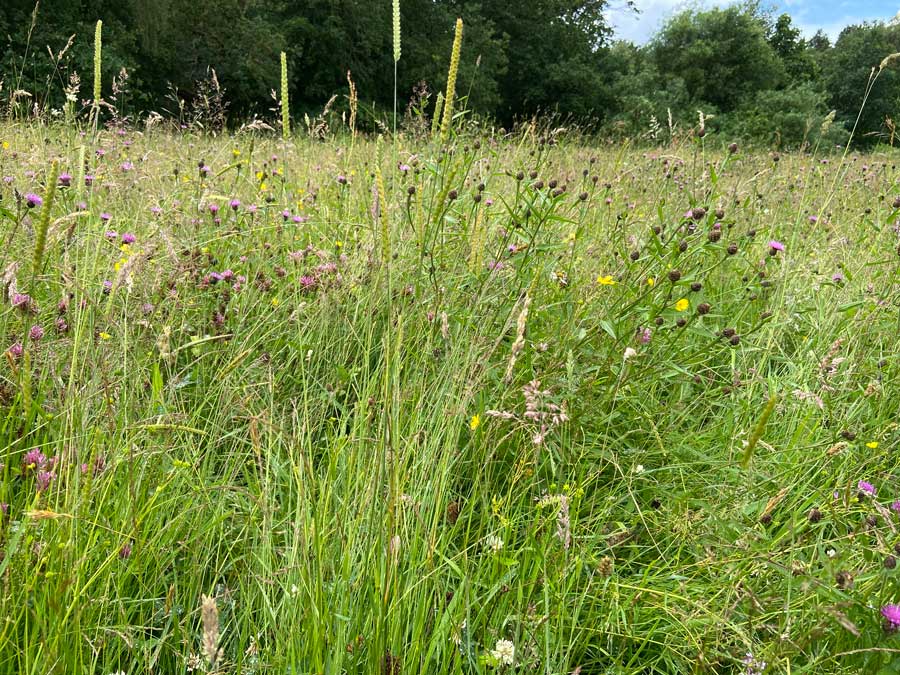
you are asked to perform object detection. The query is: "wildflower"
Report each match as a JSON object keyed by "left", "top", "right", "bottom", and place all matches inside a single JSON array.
[
  {"left": 742, "top": 652, "right": 767, "bottom": 675},
  {"left": 23, "top": 448, "right": 47, "bottom": 469},
  {"left": 623, "top": 347, "right": 637, "bottom": 361},
  {"left": 892, "top": 501, "right": 900, "bottom": 515},
  {"left": 121, "top": 232, "right": 136, "bottom": 244},
  {"left": 883, "top": 604, "right": 900, "bottom": 631},
  {"left": 483, "top": 534, "right": 503, "bottom": 553},
  {"left": 58, "top": 172, "right": 72, "bottom": 187},
  {"left": 867, "top": 441, "right": 879, "bottom": 449},
  {"left": 120, "top": 161, "right": 134, "bottom": 171},
  {"left": 99, "top": 332, "right": 111, "bottom": 340},
  {"left": 208, "top": 203, "right": 219, "bottom": 215},
  {"left": 647, "top": 277, "right": 655, "bottom": 286},
  {"left": 7, "top": 342, "right": 23, "bottom": 358},
  {"left": 100, "top": 212, "right": 111, "bottom": 222},
  {"left": 29, "top": 325, "right": 44, "bottom": 341},
  {"left": 469, "top": 414, "right": 481, "bottom": 431},
  {"left": 36, "top": 470, "right": 56, "bottom": 492},
  {"left": 675, "top": 298, "right": 689, "bottom": 312},
  {"left": 597, "top": 275, "right": 616, "bottom": 286},
  {"left": 490, "top": 639, "right": 515, "bottom": 666},
  {"left": 638, "top": 327, "right": 652, "bottom": 344},
  {"left": 858, "top": 480, "right": 876, "bottom": 496},
  {"left": 768, "top": 240, "right": 785, "bottom": 255},
  {"left": 11, "top": 293, "right": 32, "bottom": 309},
  {"left": 150, "top": 205, "right": 162, "bottom": 215},
  {"left": 229, "top": 199, "right": 240, "bottom": 210},
  {"left": 25, "top": 193, "right": 42, "bottom": 208}
]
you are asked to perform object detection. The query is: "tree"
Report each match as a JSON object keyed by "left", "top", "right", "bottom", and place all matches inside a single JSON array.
[
  {"left": 823, "top": 22, "right": 900, "bottom": 145},
  {"left": 650, "top": 3, "right": 785, "bottom": 113}
]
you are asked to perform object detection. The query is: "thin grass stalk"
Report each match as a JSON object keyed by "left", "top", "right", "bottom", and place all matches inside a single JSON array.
[
  {"left": 392, "top": 0, "right": 401, "bottom": 136},
  {"left": 280, "top": 51, "right": 290, "bottom": 141},
  {"left": 91, "top": 20, "right": 102, "bottom": 136}
]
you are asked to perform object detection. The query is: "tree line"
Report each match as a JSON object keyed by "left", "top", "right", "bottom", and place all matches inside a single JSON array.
[{"left": 2, "top": 0, "right": 900, "bottom": 147}]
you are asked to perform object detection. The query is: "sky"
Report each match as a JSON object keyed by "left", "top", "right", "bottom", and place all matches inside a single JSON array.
[{"left": 606, "top": 0, "right": 900, "bottom": 44}]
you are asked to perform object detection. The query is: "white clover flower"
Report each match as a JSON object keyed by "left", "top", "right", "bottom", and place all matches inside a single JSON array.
[
  {"left": 491, "top": 639, "right": 515, "bottom": 666},
  {"left": 483, "top": 534, "right": 504, "bottom": 553}
]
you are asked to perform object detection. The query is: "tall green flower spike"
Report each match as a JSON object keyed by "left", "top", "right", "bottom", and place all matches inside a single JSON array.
[
  {"left": 281, "top": 51, "right": 290, "bottom": 140},
  {"left": 440, "top": 18, "right": 463, "bottom": 143}
]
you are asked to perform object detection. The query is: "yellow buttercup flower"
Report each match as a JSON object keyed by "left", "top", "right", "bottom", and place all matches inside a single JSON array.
[
  {"left": 470, "top": 414, "right": 481, "bottom": 431},
  {"left": 99, "top": 332, "right": 111, "bottom": 340},
  {"left": 597, "top": 275, "right": 617, "bottom": 286},
  {"left": 675, "top": 298, "right": 689, "bottom": 312},
  {"left": 647, "top": 277, "right": 655, "bottom": 287},
  {"left": 867, "top": 441, "right": 879, "bottom": 449}
]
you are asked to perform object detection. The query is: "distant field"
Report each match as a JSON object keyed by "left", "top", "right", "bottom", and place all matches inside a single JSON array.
[{"left": 0, "top": 123, "right": 899, "bottom": 673}]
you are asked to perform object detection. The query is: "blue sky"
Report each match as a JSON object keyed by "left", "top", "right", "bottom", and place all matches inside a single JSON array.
[{"left": 607, "top": 0, "right": 900, "bottom": 44}]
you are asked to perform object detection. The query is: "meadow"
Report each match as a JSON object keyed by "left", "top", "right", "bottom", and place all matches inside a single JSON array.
[{"left": 0, "top": 116, "right": 899, "bottom": 675}]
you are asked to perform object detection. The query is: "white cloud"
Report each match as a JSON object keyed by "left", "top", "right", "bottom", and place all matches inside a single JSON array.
[{"left": 608, "top": 0, "right": 897, "bottom": 45}]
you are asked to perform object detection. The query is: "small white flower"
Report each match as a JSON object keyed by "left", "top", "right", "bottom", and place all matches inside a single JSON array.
[
  {"left": 483, "top": 534, "right": 504, "bottom": 553},
  {"left": 491, "top": 638, "right": 515, "bottom": 666},
  {"left": 623, "top": 347, "right": 637, "bottom": 361},
  {"left": 633, "top": 464, "right": 645, "bottom": 474}
]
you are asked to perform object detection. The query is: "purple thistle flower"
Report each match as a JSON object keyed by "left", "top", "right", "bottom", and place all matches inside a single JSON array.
[
  {"left": 121, "top": 232, "right": 136, "bottom": 244},
  {"left": 84, "top": 174, "right": 95, "bottom": 186},
  {"left": 281, "top": 209, "right": 291, "bottom": 220},
  {"left": 892, "top": 501, "right": 900, "bottom": 515},
  {"left": 808, "top": 215, "right": 818, "bottom": 224},
  {"left": 11, "top": 292, "right": 32, "bottom": 309},
  {"left": 768, "top": 240, "right": 785, "bottom": 254},
  {"left": 25, "top": 193, "right": 43, "bottom": 208},
  {"left": 230, "top": 199, "right": 241, "bottom": 210},
  {"left": 105, "top": 230, "right": 118, "bottom": 240},
  {"left": 76, "top": 201, "right": 87, "bottom": 210},
  {"left": 248, "top": 204, "right": 258, "bottom": 213},
  {"left": 150, "top": 205, "right": 162, "bottom": 215},
  {"left": 58, "top": 173, "right": 72, "bottom": 187},
  {"left": 7, "top": 342, "right": 23, "bottom": 358},
  {"left": 832, "top": 272, "right": 845, "bottom": 284},
  {"left": 119, "top": 542, "right": 133, "bottom": 559},
  {"left": 858, "top": 480, "right": 876, "bottom": 496},
  {"left": 299, "top": 275, "right": 317, "bottom": 291},
  {"left": 883, "top": 604, "right": 900, "bottom": 630},
  {"left": 100, "top": 212, "right": 112, "bottom": 222},
  {"left": 638, "top": 327, "right": 652, "bottom": 344},
  {"left": 120, "top": 161, "right": 134, "bottom": 171},
  {"left": 336, "top": 175, "right": 347, "bottom": 185},
  {"left": 208, "top": 203, "right": 220, "bottom": 214},
  {"left": 29, "top": 325, "right": 44, "bottom": 341}
]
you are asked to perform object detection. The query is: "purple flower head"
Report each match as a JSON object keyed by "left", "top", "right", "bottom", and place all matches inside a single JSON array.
[
  {"left": 121, "top": 232, "right": 136, "bottom": 244},
  {"left": 299, "top": 275, "right": 317, "bottom": 291},
  {"left": 11, "top": 292, "right": 32, "bottom": 309},
  {"left": 7, "top": 342, "right": 23, "bottom": 358},
  {"left": 35, "top": 470, "right": 55, "bottom": 492},
  {"left": 76, "top": 201, "right": 87, "bottom": 210},
  {"left": 229, "top": 199, "right": 241, "bottom": 210},
  {"left": 58, "top": 173, "right": 72, "bottom": 187},
  {"left": 23, "top": 448, "right": 47, "bottom": 469},
  {"left": 208, "top": 203, "right": 220, "bottom": 214},
  {"left": 883, "top": 604, "right": 900, "bottom": 630},
  {"left": 119, "top": 542, "right": 133, "bottom": 559},
  {"left": 337, "top": 175, "right": 347, "bottom": 185},
  {"left": 104, "top": 231, "right": 118, "bottom": 241},
  {"left": 102, "top": 280, "right": 113, "bottom": 292},
  {"left": 858, "top": 480, "right": 876, "bottom": 496},
  {"left": 100, "top": 212, "right": 112, "bottom": 222},
  {"left": 120, "top": 161, "right": 134, "bottom": 172},
  {"left": 638, "top": 327, "right": 652, "bottom": 344},
  {"left": 150, "top": 206, "right": 162, "bottom": 216},
  {"left": 832, "top": 272, "right": 845, "bottom": 284},
  {"left": 2, "top": 176, "right": 12, "bottom": 184},
  {"left": 84, "top": 174, "right": 95, "bottom": 186},
  {"left": 768, "top": 240, "right": 785, "bottom": 254},
  {"left": 25, "top": 193, "right": 43, "bottom": 208},
  {"left": 398, "top": 163, "right": 411, "bottom": 172},
  {"left": 95, "top": 148, "right": 106, "bottom": 157},
  {"left": 292, "top": 215, "right": 307, "bottom": 224},
  {"left": 248, "top": 204, "right": 258, "bottom": 213},
  {"left": 200, "top": 165, "right": 211, "bottom": 175},
  {"left": 808, "top": 215, "right": 818, "bottom": 224},
  {"left": 281, "top": 209, "right": 291, "bottom": 220},
  {"left": 29, "top": 325, "right": 44, "bottom": 341},
  {"left": 892, "top": 501, "right": 900, "bottom": 515},
  {"left": 488, "top": 260, "right": 505, "bottom": 272}
]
